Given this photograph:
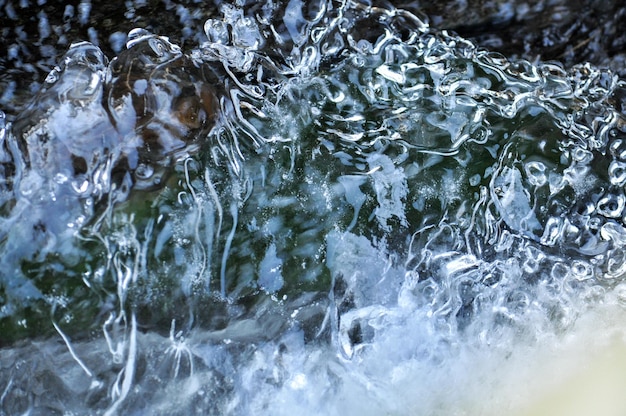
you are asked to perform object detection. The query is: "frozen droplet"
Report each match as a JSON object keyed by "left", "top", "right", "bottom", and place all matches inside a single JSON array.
[
  {"left": 135, "top": 163, "right": 154, "bottom": 180},
  {"left": 367, "top": 154, "right": 408, "bottom": 231},
  {"left": 600, "top": 222, "right": 626, "bottom": 245},
  {"left": 609, "top": 160, "right": 626, "bottom": 186},
  {"left": 492, "top": 166, "right": 541, "bottom": 234},
  {"left": 126, "top": 28, "right": 154, "bottom": 49},
  {"left": 232, "top": 16, "right": 263, "bottom": 50},
  {"left": 524, "top": 161, "right": 547, "bottom": 187},
  {"left": 571, "top": 260, "right": 593, "bottom": 281},
  {"left": 550, "top": 262, "right": 570, "bottom": 281},
  {"left": 540, "top": 216, "right": 562, "bottom": 246},
  {"left": 605, "top": 247, "right": 626, "bottom": 280},
  {"left": 204, "top": 19, "right": 230, "bottom": 45},
  {"left": 609, "top": 139, "right": 626, "bottom": 159},
  {"left": 596, "top": 192, "right": 625, "bottom": 218},
  {"left": 571, "top": 147, "right": 593, "bottom": 163}
]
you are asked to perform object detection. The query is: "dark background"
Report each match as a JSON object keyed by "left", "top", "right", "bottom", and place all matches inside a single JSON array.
[{"left": 1, "top": 0, "right": 625, "bottom": 119}]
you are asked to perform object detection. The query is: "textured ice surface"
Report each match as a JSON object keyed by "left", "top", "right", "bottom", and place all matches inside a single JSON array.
[{"left": 1, "top": 0, "right": 626, "bottom": 414}]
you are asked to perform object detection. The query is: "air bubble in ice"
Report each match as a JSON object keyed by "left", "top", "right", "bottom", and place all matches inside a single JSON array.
[
  {"left": 596, "top": 192, "right": 625, "bottom": 218},
  {"left": 135, "top": 163, "right": 154, "bottom": 181},
  {"left": 609, "top": 160, "right": 626, "bottom": 186}
]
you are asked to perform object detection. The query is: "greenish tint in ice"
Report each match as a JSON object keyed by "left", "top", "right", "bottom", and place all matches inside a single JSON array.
[{"left": 1, "top": 0, "right": 626, "bottom": 414}]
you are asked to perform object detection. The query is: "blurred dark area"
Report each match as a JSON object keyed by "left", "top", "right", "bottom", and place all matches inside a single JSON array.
[
  {"left": 1, "top": 0, "right": 625, "bottom": 120},
  {"left": 0, "top": 0, "right": 219, "bottom": 119},
  {"left": 403, "top": 0, "right": 626, "bottom": 74}
]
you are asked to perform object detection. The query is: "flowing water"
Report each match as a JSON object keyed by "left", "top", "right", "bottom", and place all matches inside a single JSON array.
[{"left": 2, "top": 0, "right": 626, "bottom": 414}]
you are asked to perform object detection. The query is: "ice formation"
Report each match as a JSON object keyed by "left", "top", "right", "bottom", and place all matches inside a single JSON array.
[{"left": 1, "top": 0, "right": 626, "bottom": 414}]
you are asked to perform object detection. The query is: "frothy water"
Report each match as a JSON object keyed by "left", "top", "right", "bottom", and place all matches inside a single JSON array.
[{"left": 1, "top": 0, "right": 626, "bottom": 414}]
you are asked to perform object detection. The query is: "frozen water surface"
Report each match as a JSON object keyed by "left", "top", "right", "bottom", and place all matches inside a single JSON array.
[{"left": 1, "top": 0, "right": 626, "bottom": 414}]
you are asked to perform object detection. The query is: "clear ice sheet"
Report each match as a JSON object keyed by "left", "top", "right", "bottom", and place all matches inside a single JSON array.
[{"left": 1, "top": 0, "right": 626, "bottom": 414}]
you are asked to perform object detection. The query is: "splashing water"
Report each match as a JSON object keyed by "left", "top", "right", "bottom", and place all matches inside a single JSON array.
[{"left": 2, "top": 0, "right": 626, "bottom": 414}]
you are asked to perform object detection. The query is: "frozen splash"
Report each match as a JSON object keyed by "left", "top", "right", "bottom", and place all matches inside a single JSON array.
[{"left": 2, "top": 0, "right": 626, "bottom": 414}]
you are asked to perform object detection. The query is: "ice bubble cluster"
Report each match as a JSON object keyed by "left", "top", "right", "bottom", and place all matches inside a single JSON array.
[{"left": 0, "top": 29, "right": 218, "bottom": 326}]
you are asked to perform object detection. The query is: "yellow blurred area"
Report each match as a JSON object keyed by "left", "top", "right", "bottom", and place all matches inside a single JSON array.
[
  {"left": 517, "top": 340, "right": 626, "bottom": 416},
  {"left": 512, "top": 297, "right": 626, "bottom": 416}
]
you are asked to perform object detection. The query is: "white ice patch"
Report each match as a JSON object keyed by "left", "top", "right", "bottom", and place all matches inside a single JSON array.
[
  {"left": 259, "top": 243, "right": 284, "bottom": 293},
  {"left": 338, "top": 175, "right": 367, "bottom": 230},
  {"left": 492, "top": 166, "right": 541, "bottom": 235},
  {"left": 376, "top": 64, "right": 406, "bottom": 84},
  {"left": 367, "top": 154, "right": 408, "bottom": 231},
  {"left": 133, "top": 79, "right": 148, "bottom": 95},
  {"left": 326, "top": 230, "right": 403, "bottom": 308},
  {"left": 283, "top": 0, "right": 307, "bottom": 46}
]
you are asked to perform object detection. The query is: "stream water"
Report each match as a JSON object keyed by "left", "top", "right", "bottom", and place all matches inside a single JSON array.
[{"left": 1, "top": 0, "right": 626, "bottom": 414}]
